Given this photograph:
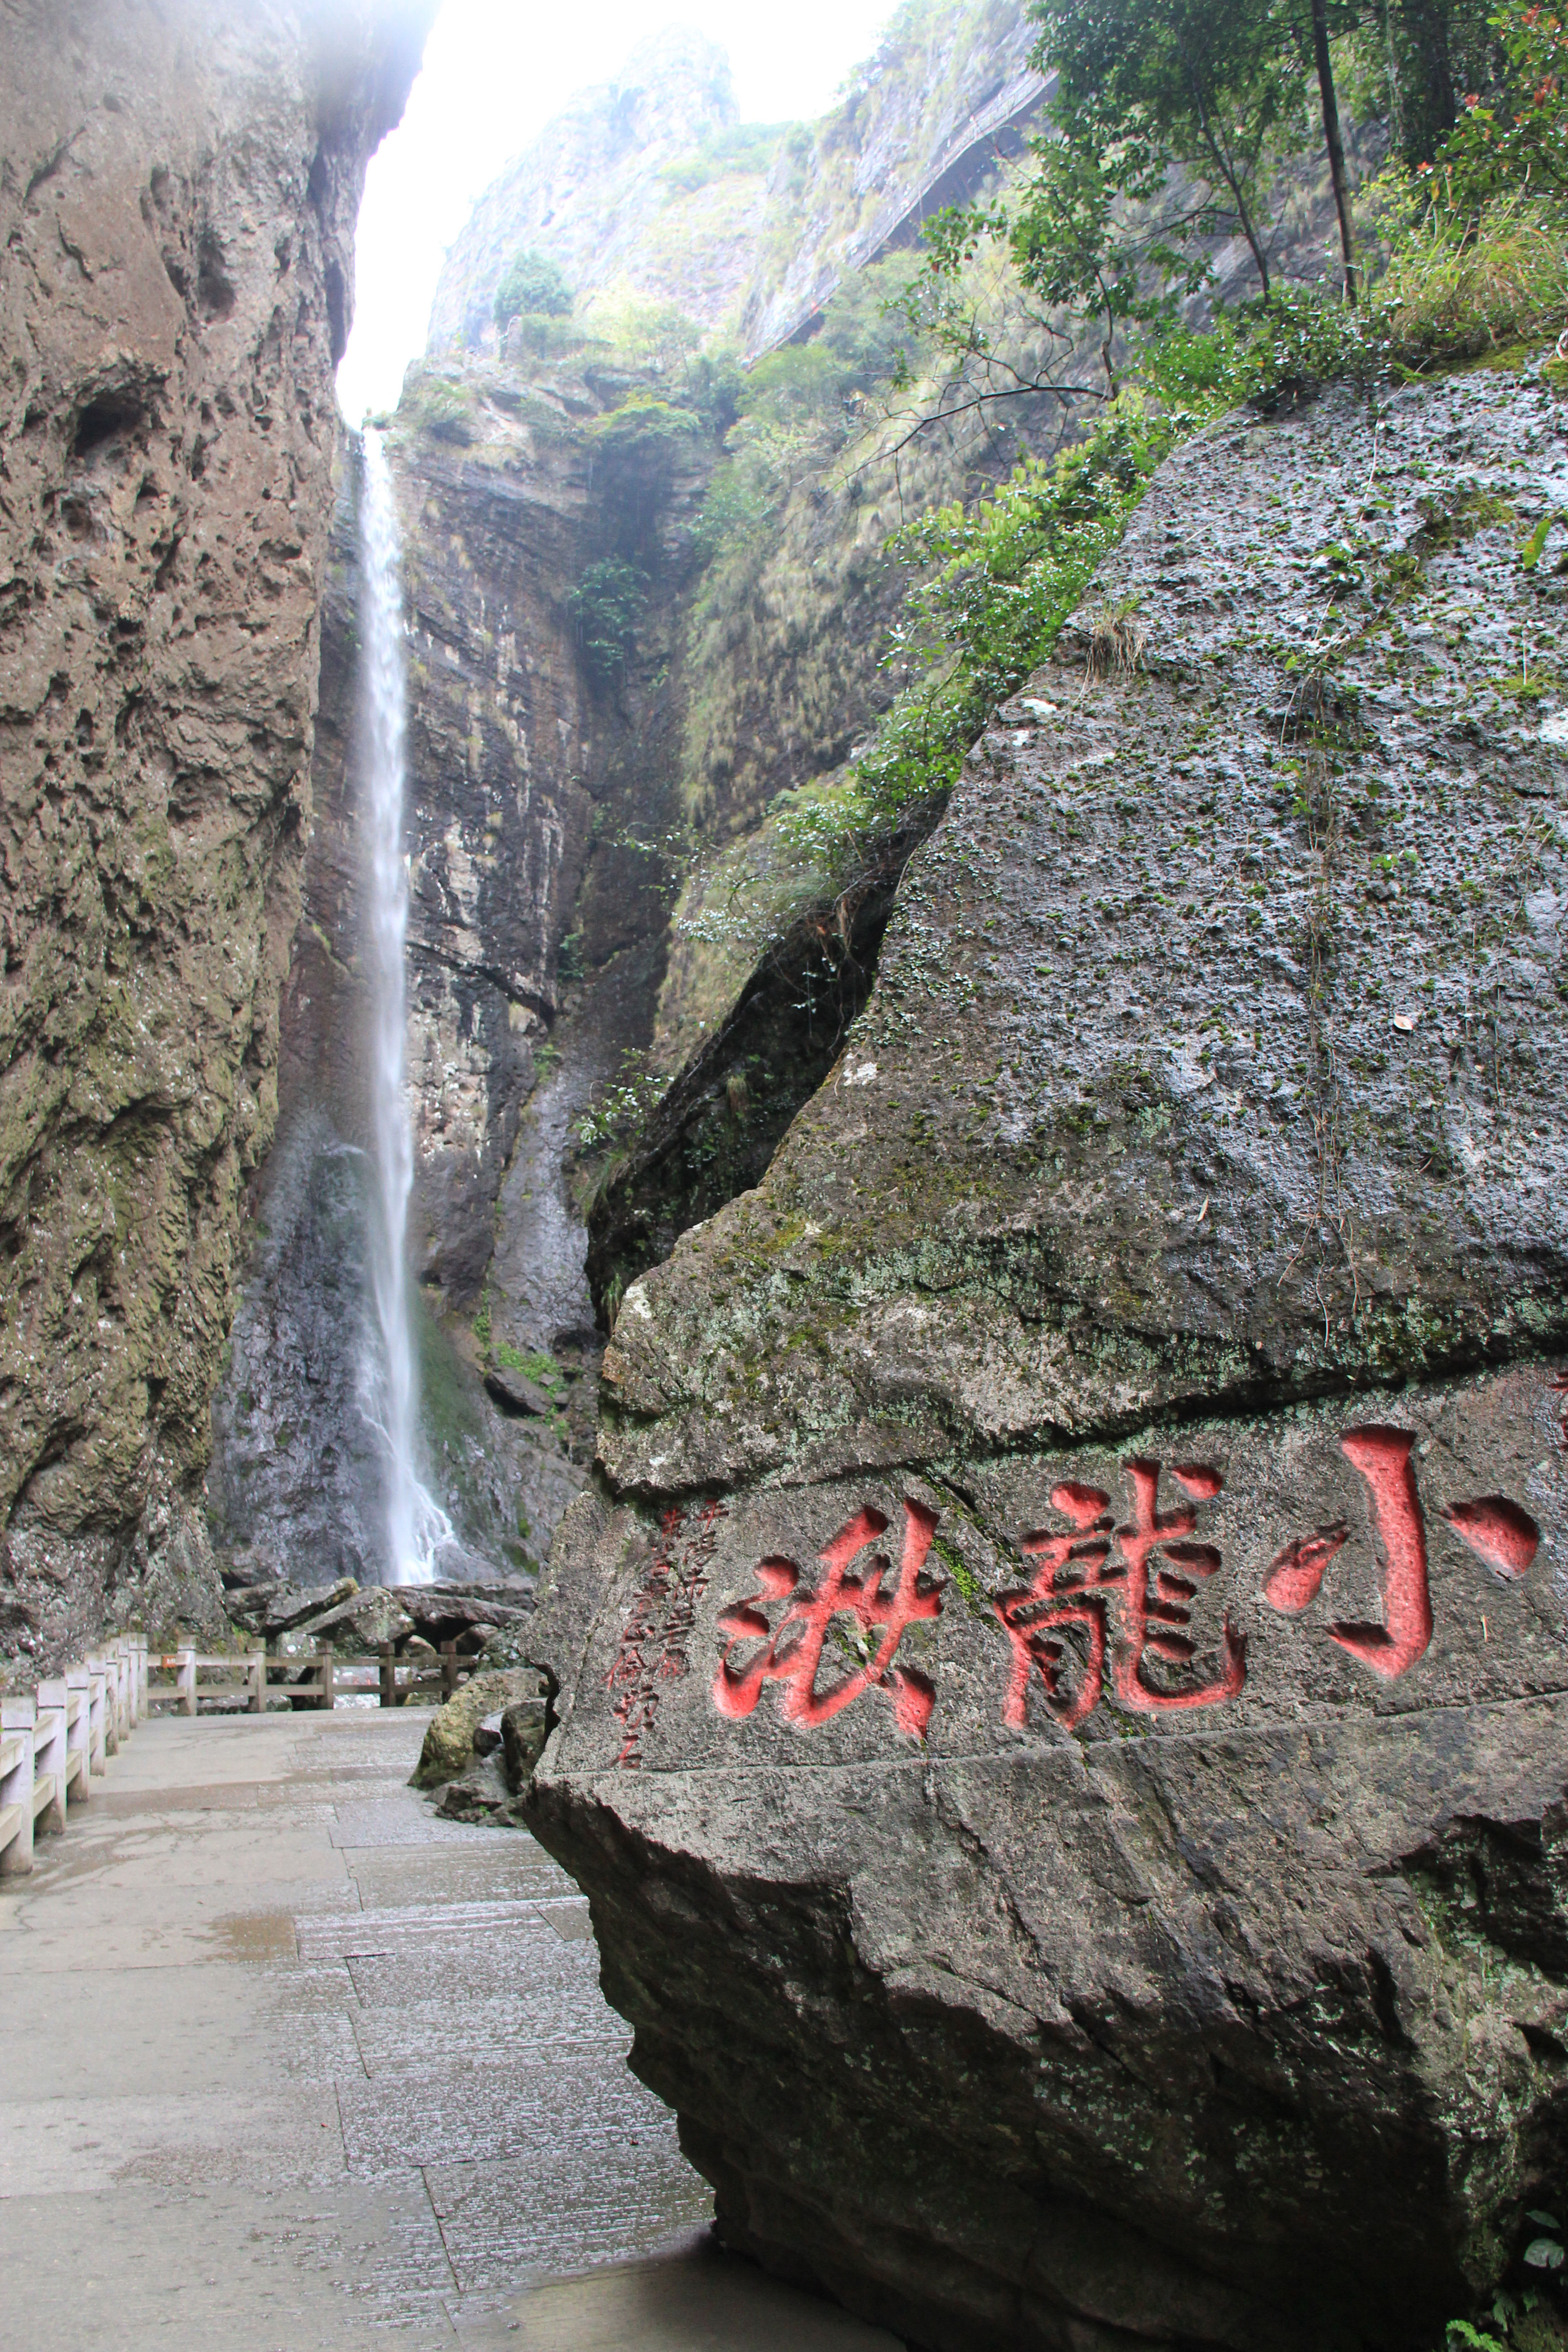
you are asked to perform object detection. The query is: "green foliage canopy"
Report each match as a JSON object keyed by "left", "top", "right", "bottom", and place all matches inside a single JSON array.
[
  {"left": 494, "top": 247, "right": 573, "bottom": 331},
  {"left": 1029, "top": 0, "right": 1311, "bottom": 301}
]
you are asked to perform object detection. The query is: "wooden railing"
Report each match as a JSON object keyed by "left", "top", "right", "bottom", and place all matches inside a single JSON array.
[{"left": 1, "top": 1635, "right": 147, "bottom": 1879}]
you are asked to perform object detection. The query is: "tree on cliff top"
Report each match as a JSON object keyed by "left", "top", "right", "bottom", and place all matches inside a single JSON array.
[
  {"left": 494, "top": 248, "right": 573, "bottom": 331},
  {"left": 1029, "top": 0, "right": 1310, "bottom": 304}
]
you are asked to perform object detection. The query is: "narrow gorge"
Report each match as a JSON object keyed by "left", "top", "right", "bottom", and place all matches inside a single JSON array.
[{"left": 4, "top": 2, "right": 1568, "bottom": 2349}]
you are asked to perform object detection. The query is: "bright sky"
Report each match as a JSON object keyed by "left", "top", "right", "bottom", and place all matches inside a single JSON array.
[{"left": 338, "top": 3, "right": 901, "bottom": 420}]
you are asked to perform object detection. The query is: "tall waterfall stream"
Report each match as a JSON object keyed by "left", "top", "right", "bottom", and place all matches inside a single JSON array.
[{"left": 359, "top": 429, "right": 451, "bottom": 1585}]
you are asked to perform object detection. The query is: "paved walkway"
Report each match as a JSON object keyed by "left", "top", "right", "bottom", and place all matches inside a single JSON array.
[{"left": 0, "top": 1709, "right": 898, "bottom": 2350}]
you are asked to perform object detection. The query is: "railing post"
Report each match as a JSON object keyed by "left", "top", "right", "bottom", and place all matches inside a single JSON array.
[
  {"left": 32, "top": 1687, "right": 68, "bottom": 1837},
  {"left": 248, "top": 1649, "right": 265, "bottom": 1714},
  {"left": 64, "top": 1670, "right": 92, "bottom": 1801},
  {"left": 0, "top": 1697, "right": 36, "bottom": 1875},
  {"left": 321, "top": 1649, "right": 335, "bottom": 1711},
  {"left": 86, "top": 1661, "right": 108, "bottom": 1772},
  {"left": 134, "top": 1635, "right": 148, "bottom": 1720},
  {"left": 379, "top": 1642, "right": 395, "bottom": 1709},
  {"left": 178, "top": 1646, "right": 196, "bottom": 1718},
  {"left": 441, "top": 1641, "right": 458, "bottom": 1702},
  {"left": 88, "top": 1656, "right": 116, "bottom": 1757}
]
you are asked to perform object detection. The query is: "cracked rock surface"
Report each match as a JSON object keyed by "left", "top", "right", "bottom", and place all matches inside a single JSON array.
[
  {"left": 527, "top": 364, "right": 1568, "bottom": 2351},
  {"left": 0, "top": 0, "right": 431, "bottom": 1668}
]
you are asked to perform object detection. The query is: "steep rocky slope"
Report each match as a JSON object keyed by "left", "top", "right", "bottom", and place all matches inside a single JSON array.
[
  {"left": 0, "top": 0, "right": 432, "bottom": 1668},
  {"left": 738, "top": 0, "right": 1045, "bottom": 358},
  {"left": 526, "top": 360, "right": 1568, "bottom": 2349},
  {"left": 426, "top": 28, "right": 757, "bottom": 355},
  {"left": 426, "top": 0, "right": 1046, "bottom": 366},
  {"left": 210, "top": 348, "right": 714, "bottom": 1586}
]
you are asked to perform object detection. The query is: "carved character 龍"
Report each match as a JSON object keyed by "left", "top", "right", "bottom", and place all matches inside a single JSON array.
[{"left": 995, "top": 1460, "right": 1246, "bottom": 1729}]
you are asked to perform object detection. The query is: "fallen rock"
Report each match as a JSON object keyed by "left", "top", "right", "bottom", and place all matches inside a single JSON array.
[
  {"left": 226, "top": 1577, "right": 358, "bottom": 1639},
  {"left": 484, "top": 1364, "right": 555, "bottom": 1417},
  {"left": 477, "top": 1622, "right": 535, "bottom": 1671},
  {"left": 500, "top": 1696, "right": 549, "bottom": 1793},
  {"left": 470, "top": 1711, "right": 505, "bottom": 1757},
  {"left": 411, "top": 1667, "right": 548, "bottom": 1788},
  {"left": 396, "top": 1587, "right": 533, "bottom": 1651},
  {"left": 293, "top": 1587, "right": 416, "bottom": 1655},
  {"left": 527, "top": 373, "right": 1568, "bottom": 2352},
  {"left": 434, "top": 1749, "right": 519, "bottom": 1823}
]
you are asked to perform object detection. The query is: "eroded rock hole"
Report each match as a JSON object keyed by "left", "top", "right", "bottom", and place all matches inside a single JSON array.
[
  {"left": 323, "top": 260, "right": 348, "bottom": 364},
  {"left": 72, "top": 392, "right": 143, "bottom": 460},
  {"left": 196, "top": 233, "right": 235, "bottom": 322}
]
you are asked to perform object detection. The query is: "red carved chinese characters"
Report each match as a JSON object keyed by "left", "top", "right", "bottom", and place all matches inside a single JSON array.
[
  {"left": 712, "top": 1501, "right": 944, "bottom": 1738},
  {"left": 1442, "top": 1496, "right": 1539, "bottom": 1578},
  {"left": 1331, "top": 1428, "right": 1432, "bottom": 1678},
  {"left": 995, "top": 1460, "right": 1245, "bottom": 1728},
  {"left": 608, "top": 1501, "right": 725, "bottom": 1767},
  {"left": 1263, "top": 1426, "right": 1542, "bottom": 1676}
]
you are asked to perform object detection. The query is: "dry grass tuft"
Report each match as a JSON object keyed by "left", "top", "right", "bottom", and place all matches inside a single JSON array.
[
  {"left": 1086, "top": 607, "right": 1148, "bottom": 680},
  {"left": 1377, "top": 191, "right": 1568, "bottom": 363}
]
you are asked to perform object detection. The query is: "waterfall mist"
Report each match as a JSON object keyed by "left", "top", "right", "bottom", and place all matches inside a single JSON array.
[{"left": 358, "top": 429, "right": 451, "bottom": 1586}]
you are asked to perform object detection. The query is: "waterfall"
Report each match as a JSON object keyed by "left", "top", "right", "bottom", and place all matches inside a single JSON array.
[{"left": 358, "top": 429, "right": 451, "bottom": 1586}]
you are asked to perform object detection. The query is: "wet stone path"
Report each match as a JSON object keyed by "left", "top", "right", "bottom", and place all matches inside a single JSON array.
[{"left": 0, "top": 1710, "right": 895, "bottom": 2349}]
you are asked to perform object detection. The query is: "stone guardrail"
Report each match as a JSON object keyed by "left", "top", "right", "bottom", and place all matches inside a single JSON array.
[
  {"left": 143, "top": 1642, "right": 468, "bottom": 1713},
  {"left": 0, "top": 1638, "right": 470, "bottom": 1877},
  {"left": 0, "top": 1634, "right": 146, "bottom": 1879}
]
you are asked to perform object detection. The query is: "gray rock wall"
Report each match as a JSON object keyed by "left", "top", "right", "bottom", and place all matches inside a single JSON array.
[
  {"left": 0, "top": 0, "right": 432, "bottom": 1670},
  {"left": 526, "top": 362, "right": 1568, "bottom": 2349},
  {"left": 211, "top": 352, "right": 713, "bottom": 1587}
]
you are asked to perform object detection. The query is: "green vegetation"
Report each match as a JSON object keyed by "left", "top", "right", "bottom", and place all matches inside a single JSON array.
[
  {"left": 404, "top": 368, "right": 480, "bottom": 446},
  {"left": 691, "top": 256, "right": 925, "bottom": 574},
  {"left": 491, "top": 1342, "right": 565, "bottom": 1391},
  {"left": 566, "top": 558, "right": 648, "bottom": 686},
  {"left": 816, "top": 0, "right": 1568, "bottom": 875},
  {"left": 1374, "top": 181, "right": 1568, "bottom": 359},
  {"left": 574, "top": 1049, "right": 666, "bottom": 1152},
  {"left": 658, "top": 121, "right": 789, "bottom": 196},
  {"left": 494, "top": 247, "right": 573, "bottom": 331},
  {"left": 774, "top": 389, "right": 1184, "bottom": 877},
  {"left": 1029, "top": 0, "right": 1322, "bottom": 305}
]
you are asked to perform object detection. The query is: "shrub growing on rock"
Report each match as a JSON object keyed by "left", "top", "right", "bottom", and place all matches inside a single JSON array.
[{"left": 493, "top": 246, "right": 573, "bottom": 330}]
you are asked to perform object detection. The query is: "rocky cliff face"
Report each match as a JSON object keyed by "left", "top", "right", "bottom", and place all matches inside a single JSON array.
[
  {"left": 426, "top": 1, "right": 1046, "bottom": 366},
  {"left": 426, "top": 28, "right": 753, "bottom": 355},
  {"left": 210, "top": 349, "right": 714, "bottom": 1588},
  {"left": 738, "top": 0, "right": 1045, "bottom": 358},
  {"left": 525, "top": 361, "right": 1568, "bottom": 2349},
  {"left": 0, "top": 0, "right": 432, "bottom": 1669}
]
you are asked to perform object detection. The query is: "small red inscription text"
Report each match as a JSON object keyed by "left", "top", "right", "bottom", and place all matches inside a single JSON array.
[{"left": 608, "top": 1500, "right": 725, "bottom": 1768}]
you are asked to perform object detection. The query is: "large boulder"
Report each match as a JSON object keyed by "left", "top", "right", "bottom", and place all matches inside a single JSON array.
[
  {"left": 411, "top": 1666, "right": 547, "bottom": 1788},
  {"left": 526, "top": 365, "right": 1568, "bottom": 2352}
]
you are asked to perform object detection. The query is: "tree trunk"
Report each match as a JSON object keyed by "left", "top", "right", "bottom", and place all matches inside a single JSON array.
[
  {"left": 1311, "top": 0, "right": 1357, "bottom": 304},
  {"left": 1394, "top": 0, "right": 1459, "bottom": 168},
  {"left": 1190, "top": 88, "right": 1272, "bottom": 303}
]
